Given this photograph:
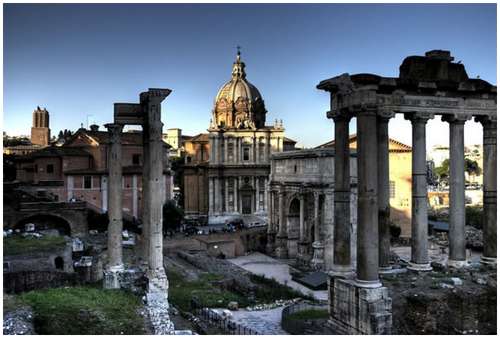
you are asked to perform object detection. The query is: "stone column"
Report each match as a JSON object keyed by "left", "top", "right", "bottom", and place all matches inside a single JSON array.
[
  {"left": 266, "top": 189, "right": 276, "bottom": 254},
  {"left": 476, "top": 116, "right": 497, "bottom": 265},
  {"left": 208, "top": 178, "right": 214, "bottom": 215},
  {"left": 299, "top": 193, "right": 305, "bottom": 241},
  {"left": 377, "top": 113, "right": 393, "bottom": 272},
  {"left": 214, "top": 135, "right": 219, "bottom": 165},
  {"left": 443, "top": 115, "right": 469, "bottom": 268},
  {"left": 224, "top": 136, "right": 228, "bottom": 163},
  {"left": 141, "top": 89, "right": 171, "bottom": 290},
  {"left": 214, "top": 177, "right": 220, "bottom": 215},
  {"left": 103, "top": 123, "right": 124, "bottom": 289},
  {"left": 255, "top": 177, "right": 260, "bottom": 212},
  {"left": 311, "top": 191, "right": 324, "bottom": 268},
  {"left": 224, "top": 177, "right": 229, "bottom": 213},
  {"left": 276, "top": 187, "right": 288, "bottom": 258},
  {"left": 233, "top": 138, "right": 238, "bottom": 164},
  {"left": 234, "top": 177, "right": 238, "bottom": 212},
  {"left": 331, "top": 113, "right": 352, "bottom": 275},
  {"left": 141, "top": 125, "right": 151, "bottom": 266},
  {"left": 264, "top": 178, "right": 268, "bottom": 213},
  {"left": 405, "top": 112, "right": 433, "bottom": 271},
  {"left": 356, "top": 109, "right": 381, "bottom": 287}
]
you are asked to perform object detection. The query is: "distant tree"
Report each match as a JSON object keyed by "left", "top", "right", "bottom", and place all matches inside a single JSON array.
[
  {"left": 434, "top": 159, "right": 450, "bottom": 184},
  {"left": 163, "top": 200, "right": 184, "bottom": 234},
  {"left": 465, "top": 158, "right": 481, "bottom": 177}
]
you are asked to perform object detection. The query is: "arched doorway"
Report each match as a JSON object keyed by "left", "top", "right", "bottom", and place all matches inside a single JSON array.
[
  {"left": 287, "top": 197, "right": 300, "bottom": 258},
  {"left": 240, "top": 177, "right": 254, "bottom": 215},
  {"left": 15, "top": 214, "right": 71, "bottom": 236},
  {"left": 54, "top": 256, "right": 64, "bottom": 270}
]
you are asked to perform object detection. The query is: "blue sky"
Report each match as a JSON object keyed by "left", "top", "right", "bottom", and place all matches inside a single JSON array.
[{"left": 4, "top": 3, "right": 497, "bottom": 148}]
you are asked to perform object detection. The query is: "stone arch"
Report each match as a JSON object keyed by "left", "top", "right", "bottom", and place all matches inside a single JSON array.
[{"left": 14, "top": 213, "right": 72, "bottom": 236}]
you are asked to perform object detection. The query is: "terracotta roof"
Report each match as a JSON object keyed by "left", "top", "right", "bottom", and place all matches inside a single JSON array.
[
  {"left": 190, "top": 133, "right": 210, "bottom": 142},
  {"left": 30, "top": 146, "right": 92, "bottom": 159},
  {"left": 316, "top": 134, "right": 412, "bottom": 152},
  {"left": 68, "top": 128, "right": 171, "bottom": 147}
]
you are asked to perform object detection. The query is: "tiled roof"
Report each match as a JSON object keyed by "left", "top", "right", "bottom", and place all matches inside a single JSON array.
[{"left": 316, "top": 134, "right": 412, "bottom": 152}]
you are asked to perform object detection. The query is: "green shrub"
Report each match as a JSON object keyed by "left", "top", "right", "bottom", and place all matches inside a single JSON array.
[{"left": 466, "top": 206, "right": 483, "bottom": 229}]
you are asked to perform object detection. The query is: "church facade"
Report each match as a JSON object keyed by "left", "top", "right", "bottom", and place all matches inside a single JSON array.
[{"left": 183, "top": 52, "right": 296, "bottom": 223}]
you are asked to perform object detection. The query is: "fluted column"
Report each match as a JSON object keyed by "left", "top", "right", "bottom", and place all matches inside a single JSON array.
[
  {"left": 405, "top": 112, "right": 433, "bottom": 271},
  {"left": 311, "top": 191, "right": 324, "bottom": 268},
  {"left": 476, "top": 116, "right": 497, "bottom": 265},
  {"left": 356, "top": 109, "right": 381, "bottom": 287},
  {"left": 331, "top": 113, "right": 352, "bottom": 274},
  {"left": 208, "top": 178, "right": 214, "bottom": 215},
  {"left": 442, "top": 115, "right": 469, "bottom": 268},
  {"left": 104, "top": 123, "right": 124, "bottom": 280}
]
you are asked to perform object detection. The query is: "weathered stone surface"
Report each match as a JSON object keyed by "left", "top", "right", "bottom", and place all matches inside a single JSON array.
[{"left": 328, "top": 277, "right": 392, "bottom": 334}]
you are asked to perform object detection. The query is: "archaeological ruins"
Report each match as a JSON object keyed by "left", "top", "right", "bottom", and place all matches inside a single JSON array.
[{"left": 316, "top": 50, "right": 496, "bottom": 334}]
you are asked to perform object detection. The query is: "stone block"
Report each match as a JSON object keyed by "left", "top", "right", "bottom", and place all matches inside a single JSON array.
[{"left": 327, "top": 277, "right": 392, "bottom": 334}]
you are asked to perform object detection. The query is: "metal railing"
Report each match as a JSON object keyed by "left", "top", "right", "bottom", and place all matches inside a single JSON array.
[{"left": 281, "top": 302, "right": 328, "bottom": 334}]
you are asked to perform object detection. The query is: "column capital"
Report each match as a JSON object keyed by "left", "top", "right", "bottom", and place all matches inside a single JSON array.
[
  {"left": 377, "top": 108, "right": 395, "bottom": 121},
  {"left": 404, "top": 112, "right": 434, "bottom": 123},
  {"left": 441, "top": 113, "right": 471, "bottom": 124},
  {"left": 327, "top": 110, "right": 352, "bottom": 122},
  {"left": 474, "top": 115, "right": 497, "bottom": 126},
  {"left": 105, "top": 123, "right": 124, "bottom": 143}
]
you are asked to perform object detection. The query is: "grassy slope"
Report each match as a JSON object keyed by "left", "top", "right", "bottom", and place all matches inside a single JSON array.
[
  {"left": 18, "top": 286, "right": 147, "bottom": 335},
  {"left": 4, "top": 236, "right": 67, "bottom": 256}
]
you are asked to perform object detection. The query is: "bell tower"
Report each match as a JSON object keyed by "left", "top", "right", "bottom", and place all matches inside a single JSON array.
[{"left": 31, "top": 106, "right": 51, "bottom": 146}]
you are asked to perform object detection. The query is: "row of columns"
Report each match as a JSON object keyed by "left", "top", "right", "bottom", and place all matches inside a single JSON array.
[
  {"left": 331, "top": 108, "right": 497, "bottom": 288},
  {"left": 104, "top": 89, "right": 171, "bottom": 290},
  {"left": 210, "top": 134, "right": 274, "bottom": 164},
  {"left": 209, "top": 176, "right": 268, "bottom": 214}
]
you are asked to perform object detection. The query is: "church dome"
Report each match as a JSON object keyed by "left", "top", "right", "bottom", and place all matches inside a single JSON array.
[{"left": 212, "top": 51, "right": 266, "bottom": 129}]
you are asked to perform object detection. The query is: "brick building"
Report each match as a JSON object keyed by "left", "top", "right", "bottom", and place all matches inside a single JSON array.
[{"left": 15, "top": 124, "right": 173, "bottom": 220}]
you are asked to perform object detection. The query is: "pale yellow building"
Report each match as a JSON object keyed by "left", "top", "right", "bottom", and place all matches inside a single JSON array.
[{"left": 317, "top": 135, "right": 413, "bottom": 237}]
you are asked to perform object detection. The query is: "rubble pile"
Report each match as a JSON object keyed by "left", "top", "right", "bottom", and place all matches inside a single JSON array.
[{"left": 3, "top": 307, "right": 35, "bottom": 335}]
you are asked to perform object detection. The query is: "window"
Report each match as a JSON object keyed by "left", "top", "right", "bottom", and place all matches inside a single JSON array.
[
  {"left": 34, "top": 164, "right": 38, "bottom": 172},
  {"left": 389, "top": 181, "right": 396, "bottom": 198},
  {"left": 132, "top": 154, "right": 141, "bottom": 165},
  {"left": 243, "top": 147, "right": 249, "bottom": 161},
  {"left": 47, "top": 164, "right": 54, "bottom": 173},
  {"left": 186, "top": 156, "right": 192, "bottom": 163},
  {"left": 83, "top": 175, "right": 92, "bottom": 189}
]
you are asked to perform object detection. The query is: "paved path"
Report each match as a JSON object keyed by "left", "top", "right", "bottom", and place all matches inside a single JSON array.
[{"left": 228, "top": 252, "right": 328, "bottom": 301}]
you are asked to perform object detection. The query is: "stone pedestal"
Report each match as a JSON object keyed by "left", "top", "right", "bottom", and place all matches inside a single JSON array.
[
  {"left": 311, "top": 241, "right": 325, "bottom": 270},
  {"left": 327, "top": 277, "right": 392, "bottom": 335},
  {"left": 297, "top": 240, "right": 311, "bottom": 265},
  {"left": 103, "top": 265, "right": 124, "bottom": 289}
]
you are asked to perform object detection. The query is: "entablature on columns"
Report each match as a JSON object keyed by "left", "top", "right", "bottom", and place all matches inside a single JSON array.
[{"left": 317, "top": 51, "right": 496, "bottom": 121}]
